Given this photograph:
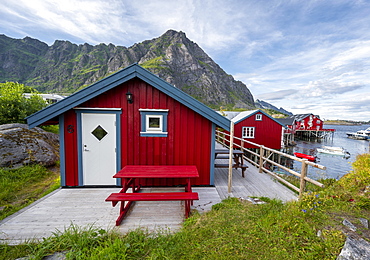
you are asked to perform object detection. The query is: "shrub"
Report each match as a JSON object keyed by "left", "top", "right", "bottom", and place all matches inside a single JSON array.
[{"left": 0, "top": 82, "right": 47, "bottom": 124}]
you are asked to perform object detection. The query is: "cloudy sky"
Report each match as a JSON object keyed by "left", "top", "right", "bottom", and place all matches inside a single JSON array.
[{"left": 1, "top": 0, "right": 369, "bottom": 121}]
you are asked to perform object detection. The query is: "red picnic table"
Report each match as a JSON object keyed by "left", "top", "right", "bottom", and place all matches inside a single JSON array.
[{"left": 105, "top": 165, "right": 199, "bottom": 226}]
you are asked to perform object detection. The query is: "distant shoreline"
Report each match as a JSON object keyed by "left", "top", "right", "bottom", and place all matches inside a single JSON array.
[{"left": 324, "top": 121, "right": 369, "bottom": 126}]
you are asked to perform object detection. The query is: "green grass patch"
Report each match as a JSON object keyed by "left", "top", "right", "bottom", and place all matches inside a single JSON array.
[
  {"left": 0, "top": 164, "right": 60, "bottom": 220},
  {"left": 40, "top": 125, "right": 59, "bottom": 134},
  {"left": 141, "top": 56, "right": 166, "bottom": 69}
]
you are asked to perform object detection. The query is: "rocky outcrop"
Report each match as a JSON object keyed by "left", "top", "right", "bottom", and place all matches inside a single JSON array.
[
  {"left": 0, "top": 124, "right": 59, "bottom": 168},
  {"left": 336, "top": 218, "right": 370, "bottom": 260},
  {"left": 0, "top": 30, "right": 255, "bottom": 109},
  {"left": 337, "top": 236, "right": 370, "bottom": 260},
  {"left": 138, "top": 30, "right": 254, "bottom": 109}
]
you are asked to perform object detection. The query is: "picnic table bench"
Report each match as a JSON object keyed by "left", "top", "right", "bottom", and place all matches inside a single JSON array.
[
  {"left": 214, "top": 149, "right": 248, "bottom": 177},
  {"left": 106, "top": 165, "right": 199, "bottom": 226}
]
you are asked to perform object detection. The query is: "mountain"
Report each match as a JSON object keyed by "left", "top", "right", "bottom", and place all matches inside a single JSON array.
[
  {"left": 0, "top": 30, "right": 254, "bottom": 109},
  {"left": 255, "top": 99, "right": 293, "bottom": 116}
]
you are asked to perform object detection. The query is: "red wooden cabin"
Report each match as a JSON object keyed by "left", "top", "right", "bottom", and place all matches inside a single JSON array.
[
  {"left": 27, "top": 64, "right": 230, "bottom": 187},
  {"left": 287, "top": 114, "right": 323, "bottom": 131},
  {"left": 222, "top": 110, "right": 286, "bottom": 150}
]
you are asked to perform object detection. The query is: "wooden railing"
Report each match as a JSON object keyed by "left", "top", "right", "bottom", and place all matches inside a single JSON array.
[{"left": 216, "top": 128, "right": 326, "bottom": 199}]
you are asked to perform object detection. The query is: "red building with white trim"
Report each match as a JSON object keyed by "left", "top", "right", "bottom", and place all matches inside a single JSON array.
[
  {"left": 27, "top": 64, "right": 230, "bottom": 187},
  {"left": 288, "top": 114, "right": 324, "bottom": 131},
  {"left": 222, "top": 110, "right": 286, "bottom": 150}
]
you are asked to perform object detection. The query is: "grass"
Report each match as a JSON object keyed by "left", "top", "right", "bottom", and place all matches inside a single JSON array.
[
  {"left": 0, "top": 164, "right": 60, "bottom": 221},
  {"left": 1, "top": 154, "right": 369, "bottom": 259}
]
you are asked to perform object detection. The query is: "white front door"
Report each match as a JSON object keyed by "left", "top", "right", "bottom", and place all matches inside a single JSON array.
[{"left": 81, "top": 113, "right": 117, "bottom": 185}]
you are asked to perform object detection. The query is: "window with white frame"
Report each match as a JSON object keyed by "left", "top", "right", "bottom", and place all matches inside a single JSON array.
[
  {"left": 146, "top": 115, "right": 162, "bottom": 132},
  {"left": 139, "top": 109, "right": 168, "bottom": 137},
  {"left": 242, "top": 127, "right": 255, "bottom": 138},
  {"left": 256, "top": 114, "right": 262, "bottom": 121}
]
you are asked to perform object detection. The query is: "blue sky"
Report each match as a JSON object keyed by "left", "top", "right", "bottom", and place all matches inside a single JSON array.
[{"left": 1, "top": 0, "right": 369, "bottom": 121}]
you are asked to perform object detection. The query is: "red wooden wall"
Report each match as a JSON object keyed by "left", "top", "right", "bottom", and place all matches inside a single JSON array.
[
  {"left": 296, "top": 115, "right": 323, "bottom": 130},
  {"left": 62, "top": 78, "right": 213, "bottom": 186},
  {"left": 63, "top": 110, "right": 79, "bottom": 186},
  {"left": 233, "top": 112, "right": 283, "bottom": 150}
]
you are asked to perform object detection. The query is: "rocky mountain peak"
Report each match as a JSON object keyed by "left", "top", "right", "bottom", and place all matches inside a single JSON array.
[{"left": 0, "top": 30, "right": 255, "bottom": 109}]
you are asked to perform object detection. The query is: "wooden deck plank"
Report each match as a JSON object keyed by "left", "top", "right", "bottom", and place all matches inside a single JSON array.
[{"left": 214, "top": 143, "right": 297, "bottom": 202}]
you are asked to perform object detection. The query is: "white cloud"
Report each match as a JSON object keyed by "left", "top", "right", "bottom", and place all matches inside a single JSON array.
[
  {"left": 0, "top": 0, "right": 370, "bottom": 120},
  {"left": 255, "top": 89, "right": 296, "bottom": 100}
]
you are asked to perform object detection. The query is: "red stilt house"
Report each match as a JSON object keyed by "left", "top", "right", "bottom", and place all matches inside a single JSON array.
[
  {"left": 287, "top": 114, "right": 324, "bottom": 131},
  {"left": 27, "top": 64, "right": 230, "bottom": 187},
  {"left": 222, "top": 110, "right": 286, "bottom": 150}
]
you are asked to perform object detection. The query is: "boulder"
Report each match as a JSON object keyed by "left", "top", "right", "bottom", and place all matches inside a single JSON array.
[
  {"left": 337, "top": 235, "right": 370, "bottom": 260},
  {"left": 0, "top": 123, "right": 59, "bottom": 168}
]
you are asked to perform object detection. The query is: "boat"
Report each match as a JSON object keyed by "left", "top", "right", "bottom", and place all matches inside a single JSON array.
[
  {"left": 346, "top": 127, "right": 370, "bottom": 140},
  {"left": 294, "top": 152, "right": 316, "bottom": 162},
  {"left": 317, "top": 146, "right": 350, "bottom": 156}
]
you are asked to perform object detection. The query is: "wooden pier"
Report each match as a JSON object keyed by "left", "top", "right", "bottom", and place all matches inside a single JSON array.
[{"left": 294, "top": 129, "right": 335, "bottom": 140}]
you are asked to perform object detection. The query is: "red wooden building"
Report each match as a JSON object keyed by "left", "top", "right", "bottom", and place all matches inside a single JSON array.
[
  {"left": 27, "top": 64, "right": 230, "bottom": 187},
  {"left": 222, "top": 110, "right": 286, "bottom": 150},
  {"left": 287, "top": 114, "right": 324, "bottom": 131},
  {"left": 283, "top": 114, "right": 335, "bottom": 140}
]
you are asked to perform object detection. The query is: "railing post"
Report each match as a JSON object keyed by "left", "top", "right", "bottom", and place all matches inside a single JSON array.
[
  {"left": 228, "top": 122, "right": 235, "bottom": 193},
  {"left": 259, "top": 146, "right": 264, "bottom": 173},
  {"left": 241, "top": 138, "right": 245, "bottom": 161},
  {"left": 299, "top": 159, "right": 308, "bottom": 199}
]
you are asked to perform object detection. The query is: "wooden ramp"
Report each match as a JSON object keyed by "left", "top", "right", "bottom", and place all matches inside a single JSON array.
[{"left": 214, "top": 143, "right": 298, "bottom": 202}]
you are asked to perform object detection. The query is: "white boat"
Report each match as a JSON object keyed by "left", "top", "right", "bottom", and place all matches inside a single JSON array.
[
  {"left": 346, "top": 127, "right": 370, "bottom": 140},
  {"left": 322, "top": 146, "right": 345, "bottom": 151},
  {"left": 317, "top": 146, "right": 350, "bottom": 156}
]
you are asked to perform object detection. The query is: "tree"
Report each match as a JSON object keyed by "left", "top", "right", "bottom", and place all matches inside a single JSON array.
[{"left": 0, "top": 82, "right": 47, "bottom": 124}]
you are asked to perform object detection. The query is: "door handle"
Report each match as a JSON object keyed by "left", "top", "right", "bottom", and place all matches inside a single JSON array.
[{"left": 84, "top": 145, "right": 89, "bottom": 151}]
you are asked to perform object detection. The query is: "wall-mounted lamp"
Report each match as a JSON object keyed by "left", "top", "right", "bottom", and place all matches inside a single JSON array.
[{"left": 126, "top": 91, "right": 133, "bottom": 104}]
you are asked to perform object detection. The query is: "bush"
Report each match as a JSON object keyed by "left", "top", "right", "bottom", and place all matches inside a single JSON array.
[{"left": 0, "top": 82, "right": 47, "bottom": 124}]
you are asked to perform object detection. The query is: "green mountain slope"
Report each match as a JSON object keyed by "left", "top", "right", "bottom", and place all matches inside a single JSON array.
[{"left": 0, "top": 30, "right": 254, "bottom": 109}]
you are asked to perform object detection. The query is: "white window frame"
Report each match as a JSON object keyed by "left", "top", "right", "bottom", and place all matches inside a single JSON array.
[
  {"left": 242, "top": 127, "right": 255, "bottom": 138},
  {"left": 146, "top": 114, "right": 163, "bottom": 132},
  {"left": 256, "top": 114, "right": 262, "bottom": 121},
  {"left": 139, "top": 109, "right": 168, "bottom": 137}
]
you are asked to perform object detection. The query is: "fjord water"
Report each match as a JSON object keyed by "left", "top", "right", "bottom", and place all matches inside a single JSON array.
[{"left": 292, "top": 124, "right": 370, "bottom": 180}]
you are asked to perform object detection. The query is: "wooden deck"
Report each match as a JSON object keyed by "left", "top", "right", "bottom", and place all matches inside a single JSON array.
[
  {"left": 214, "top": 164, "right": 297, "bottom": 202},
  {"left": 214, "top": 143, "right": 297, "bottom": 202},
  {"left": 0, "top": 145, "right": 297, "bottom": 244}
]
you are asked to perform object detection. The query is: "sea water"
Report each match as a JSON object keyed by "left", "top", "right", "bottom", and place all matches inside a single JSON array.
[{"left": 292, "top": 124, "right": 370, "bottom": 180}]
